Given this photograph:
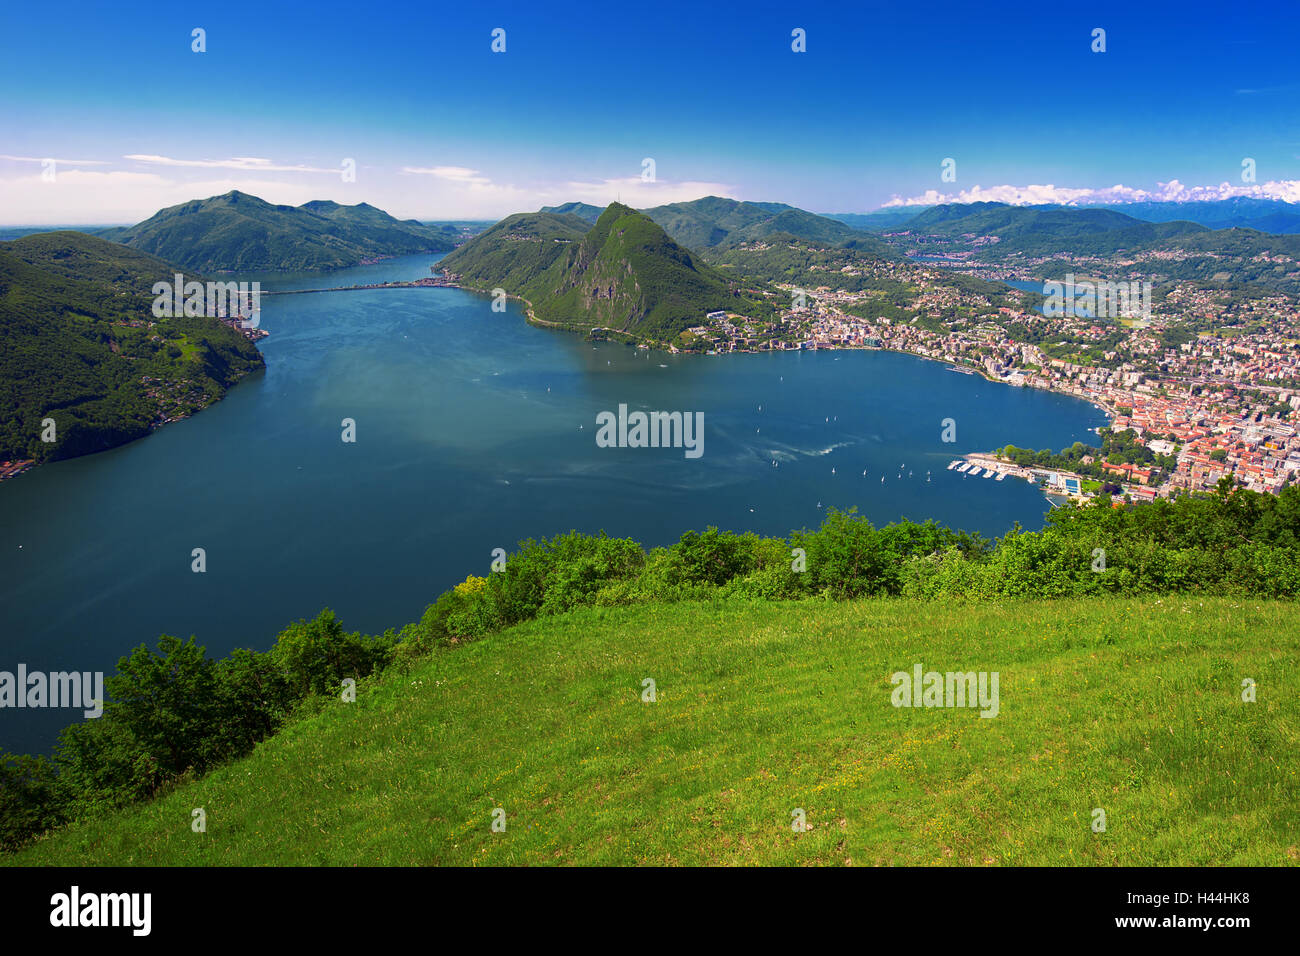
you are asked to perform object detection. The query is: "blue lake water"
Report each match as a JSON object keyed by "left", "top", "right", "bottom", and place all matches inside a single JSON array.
[{"left": 0, "top": 254, "right": 1106, "bottom": 752}]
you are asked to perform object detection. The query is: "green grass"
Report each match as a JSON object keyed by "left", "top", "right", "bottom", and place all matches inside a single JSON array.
[{"left": 11, "top": 596, "right": 1299, "bottom": 866}]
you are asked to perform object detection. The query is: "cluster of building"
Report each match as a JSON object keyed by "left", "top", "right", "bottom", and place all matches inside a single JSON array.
[
  {"left": 0, "top": 459, "right": 34, "bottom": 481},
  {"left": 687, "top": 254, "right": 1300, "bottom": 501},
  {"left": 139, "top": 375, "right": 211, "bottom": 429}
]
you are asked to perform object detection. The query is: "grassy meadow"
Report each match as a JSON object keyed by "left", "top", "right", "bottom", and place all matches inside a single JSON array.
[{"left": 11, "top": 595, "right": 1298, "bottom": 866}]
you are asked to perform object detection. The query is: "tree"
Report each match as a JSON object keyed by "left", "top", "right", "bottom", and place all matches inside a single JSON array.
[{"left": 105, "top": 635, "right": 221, "bottom": 777}]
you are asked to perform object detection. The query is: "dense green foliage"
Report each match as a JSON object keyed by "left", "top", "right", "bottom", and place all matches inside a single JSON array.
[
  {"left": 4, "top": 481, "right": 1299, "bottom": 854},
  {"left": 0, "top": 232, "right": 264, "bottom": 462},
  {"left": 1131, "top": 227, "right": 1300, "bottom": 294},
  {"left": 703, "top": 237, "right": 892, "bottom": 291},
  {"left": 103, "top": 191, "right": 456, "bottom": 272},
  {"left": 999, "top": 428, "right": 1179, "bottom": 483},
  {"left": 0, "top": 611, "right": 393, "bottom": 850}
]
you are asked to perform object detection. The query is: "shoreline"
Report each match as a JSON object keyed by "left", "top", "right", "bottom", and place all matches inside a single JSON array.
[
  {"left": 1, "top": 364, "right": 266, "bottom": 485},
  {"left": 445, "top": 276, "right": 1119, "bottom": 456},
  {"left": 445, "top": 275, "right": 1123, "bottom": 504}
]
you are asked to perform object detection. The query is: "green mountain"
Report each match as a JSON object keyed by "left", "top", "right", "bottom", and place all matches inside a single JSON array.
[
  {"left": 825, "top": 208, "right": 933, "bottom": 231},
  {"left": 437, "top": 210, "right": 592, "bottom": 288},
  {"left": 0, "top": 232, "right": 264, "bottom": 463},
  {"left": 103, "top": 191, "right": 457, "bottom": 273},
  {"left": 538, "top": 196, "right": 891, "bottom": 255},
  {"left": 901, "top": 202, "right": 1300, "bottom": 293},
  {"left": 901, "top": 201, "right": 1207, "bottom": 255},
  {"left": 642, "top": 196, "right": 889, "bottom": 253},
  {"left": 539, "top": 202, "right": 605, "bottom": 223},
  {"left": 1071, "top": 198, "right": 1300, "bottom": 234},
  {"left": 440, "top": 203, "right": 774, "bottom": 342}
]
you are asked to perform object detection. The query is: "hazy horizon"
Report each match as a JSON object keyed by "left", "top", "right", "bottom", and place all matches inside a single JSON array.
[{"left": 3, "top": 0, "right": 1297, "bottom": 224}]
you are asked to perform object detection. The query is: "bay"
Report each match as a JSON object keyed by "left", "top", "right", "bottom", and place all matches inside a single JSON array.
[{"left": 0, "top": 254, "right": 1105, "bottom": 752}]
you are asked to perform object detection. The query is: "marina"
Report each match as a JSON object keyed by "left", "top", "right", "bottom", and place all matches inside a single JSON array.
[{"left": 946, "top": 455, "right": 1095, "bottom": 503}]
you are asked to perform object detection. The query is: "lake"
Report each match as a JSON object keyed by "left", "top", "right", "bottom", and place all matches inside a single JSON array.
[{"left": 0, "top": 254, "right": 1106, "bottom": 753}]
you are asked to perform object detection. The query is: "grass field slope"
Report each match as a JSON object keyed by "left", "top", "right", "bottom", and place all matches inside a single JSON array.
[{"left": 11, "top": 595, "right": 1297, "bottom": 866}]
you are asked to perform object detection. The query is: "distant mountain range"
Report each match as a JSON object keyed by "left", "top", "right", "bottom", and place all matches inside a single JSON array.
[
  {"left": 1074, "top": 198, "right": 1300, "bottom": 235},
  {"left": 824, "top": 209, "right": 933, "bottom": 231},
  {"left": 543, "top": 196, "right": 890, "bottom": 255},
  {"left": 442, "top": 202, "right": 773, "bottom": 342},
  {"left": 885, "top": 201, "right": 1300, "bottom": 294},
  {"left": 98, "top": 191, "right": 459, "bottom": 273},
  {"left": 0, "top": 232, "right": 264, "bottom": 463},
  {"left": 899, "top": 201, "right": 1207, "bottom": 242},
  {"left": 824, "top": 197, "right": 1300, "bottom": 235}
]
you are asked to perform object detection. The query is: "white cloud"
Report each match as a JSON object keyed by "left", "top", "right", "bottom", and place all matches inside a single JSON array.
[
  {"left": 0, "top": 169, "right": 333, "bottom": 225},
  {"left": 883, "top": 179, "right": 1300, "bottom": 207},
  {"left": 0, "top": 151, "right": 736, "bottom": 224},
  {"left": 124, "top": 154, "right": 340, "bottom": 174},
  {"left": 402, "top": 166, "right": 490, "bottom": 184},
  {"left": 0, "top": 155, "right": 107, "bottom": 167},
  {"left": 398, "top": 168, "right": 736, "bottom": 218}
]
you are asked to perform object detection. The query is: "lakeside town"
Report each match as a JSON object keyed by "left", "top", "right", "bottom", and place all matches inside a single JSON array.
[{"left": 662, "top": 251, "right": 1300, "bottom": 505}]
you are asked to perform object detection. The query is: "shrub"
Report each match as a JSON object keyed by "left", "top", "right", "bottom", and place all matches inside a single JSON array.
[
  {"left": 271, "top": 609, "right": 394, "bottom": 698},
  {"left": 667, "top": 527, "right": 764, "bottom": 587},
  {"left": 0, "top": 753, "right": 66, "bottom": 851}
]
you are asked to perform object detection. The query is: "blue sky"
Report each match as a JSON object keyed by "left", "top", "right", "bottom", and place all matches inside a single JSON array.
[{"left": 1, "top": 0, "right": 1297, "bottom": 223}]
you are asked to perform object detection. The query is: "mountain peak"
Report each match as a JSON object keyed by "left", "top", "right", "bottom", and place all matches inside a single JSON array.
[
  {"left": 110, "top": 192, "right": 456, "bottom": 272},
  {"left": 599, "top": 201, "right": 639, "bottom": 220}
]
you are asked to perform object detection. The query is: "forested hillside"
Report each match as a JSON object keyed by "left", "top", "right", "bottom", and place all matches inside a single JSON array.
[{"left": 0, "top": 232, "right": 264, "bottom": 462}]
